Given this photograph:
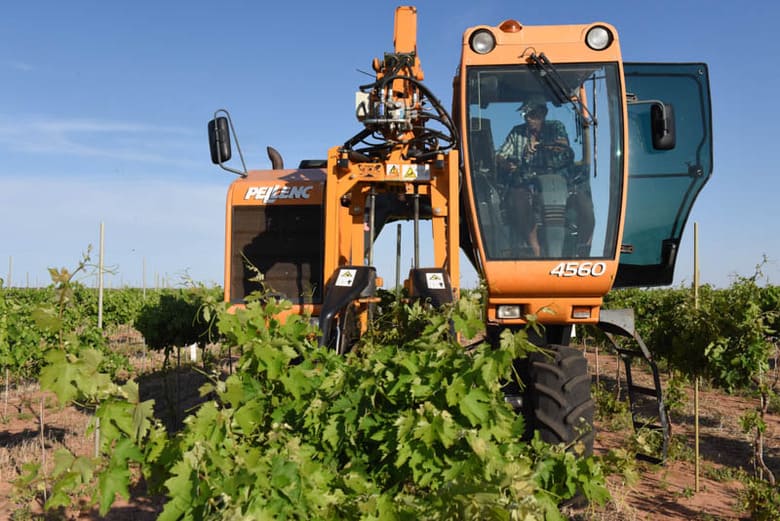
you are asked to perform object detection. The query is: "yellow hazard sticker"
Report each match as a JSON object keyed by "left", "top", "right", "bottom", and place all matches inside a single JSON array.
[{"left": 386, "top": 164, "right": 430, "bottom": 181}]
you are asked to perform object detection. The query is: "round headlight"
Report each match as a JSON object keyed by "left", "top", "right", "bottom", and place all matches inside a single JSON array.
[
  {"left": 470, "top": 29, "right": 496, "bottom": 55},
  {"left": 585, "top": 25, "right": 613, "bottom": 51}
]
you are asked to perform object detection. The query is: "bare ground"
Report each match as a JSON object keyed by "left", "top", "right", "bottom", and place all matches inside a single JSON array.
[
  {"left": 0, "top": 340, "right": 777, "bottom": 520},
  {"left": 575, "top": 345, "right": 779, "bottom": 520}
]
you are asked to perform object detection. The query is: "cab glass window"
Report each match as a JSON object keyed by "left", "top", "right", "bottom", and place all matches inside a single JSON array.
[{"left": 465, "top": 63, "right": 623, "bottom": 261}]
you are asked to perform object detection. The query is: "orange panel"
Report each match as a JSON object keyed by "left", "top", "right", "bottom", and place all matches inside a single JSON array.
[{"left": 228, "top": 169, "right": 325, "bottom": 206}]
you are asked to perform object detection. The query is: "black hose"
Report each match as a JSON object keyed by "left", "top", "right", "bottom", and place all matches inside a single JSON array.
[{"left": 344, "top": 74, "right": 459, "bottom": 161}]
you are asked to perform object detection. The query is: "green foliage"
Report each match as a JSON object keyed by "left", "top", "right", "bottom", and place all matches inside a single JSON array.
[
  {"left": 663, "top": 371, "right": 688, "bottom": 420},
  {"left": 604, "top": 286, "right": 714, "bottom": 376},
  {"left": 1, "top": 285, "right": 136, "bottom": 382},
  {"left": 11, "top": 253, "right": 168, "bottom": 516},
  {"left": 604, "top": 276, "right": 779, "bottom": 393},
  {"left": 604, "top": 271, "right": 779, "bottom": 488},
  {"left": 767, "top": 390, "right": 780, "bottom": 415},
  {"left": 627, "top": 426, "right": 664, "bottom": 460},
  {"left": 41, "top": 372, "right": 169, "bottom": 516},
  {"left": 1, "top": 287, "right": 52, "bottom": 380},
  {"left": 599, "top": 448, "right": 639, "bottom": 487},
  {"left": 135, "top": 285, "right": 222, "bottom": 359},
  {"left": 2, "top": 281, "right": 223, "bottom": 382},
  {"left": 702, "top": 463, "right": 743, "bottom": 483},
  {"left": 158, "top": 293, "right": 608, "bottom": 520},
  {"left": 30, "top": 256, "right": 608, "bottom": 519},
  {"left": 591, "top": 382, "right": 630, "bottom": 431},
  {"left": 740, "top": 475, "right": 780, "bottom": 520}
]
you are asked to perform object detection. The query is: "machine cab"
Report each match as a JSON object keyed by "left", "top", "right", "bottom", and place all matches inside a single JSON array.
[{"left": 457, "top": 22, "right": 712, "bottom": 325}]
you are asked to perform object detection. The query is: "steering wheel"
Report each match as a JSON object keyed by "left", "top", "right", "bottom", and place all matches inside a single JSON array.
[{"left": 532, "top": 142, "right": 574, "bottom": 168}]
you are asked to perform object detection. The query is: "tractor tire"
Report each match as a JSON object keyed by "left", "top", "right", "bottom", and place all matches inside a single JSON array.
[{"left": 518, "top": 344, "right": 594, "bottom": 454}]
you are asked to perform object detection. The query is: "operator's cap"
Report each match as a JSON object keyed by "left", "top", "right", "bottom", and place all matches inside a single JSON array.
[{"left": 518, "top": 94, "right": 548, "bottom": 115}]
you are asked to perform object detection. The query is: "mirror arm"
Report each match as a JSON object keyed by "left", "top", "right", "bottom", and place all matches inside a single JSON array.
[
  {"left": 626, "top": 96, "right": 671, "bottom": 129},
  {"left": 627, "top": 95, "right": 675, "bottom": 150},
  {"left": 213, "top": 109, "right": 248, "bottom": 177}
]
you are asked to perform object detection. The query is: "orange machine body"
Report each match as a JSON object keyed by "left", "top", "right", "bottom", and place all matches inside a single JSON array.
[
  {"left": 320, "top": 6, "right": 461, "bottom": 307},
  {"left": 212, "top": 8, "right": 712, "bottom": 345},
  {"left": 223, "top": 167, "right": 326, "bottom": 320}
]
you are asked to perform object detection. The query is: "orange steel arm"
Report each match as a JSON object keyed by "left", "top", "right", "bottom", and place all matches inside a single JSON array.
[{"left": 393, "top": 6, "right": 423, "bottom": 80}]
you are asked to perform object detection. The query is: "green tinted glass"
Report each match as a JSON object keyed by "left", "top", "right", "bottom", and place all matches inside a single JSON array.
[{"left": 617, "top": 63, "right": 712, "bottom": 287}]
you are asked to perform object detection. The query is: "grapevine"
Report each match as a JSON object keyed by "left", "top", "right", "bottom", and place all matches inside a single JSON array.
[{"left": 6, "top": 256, "right": 610, "bottom": 519}]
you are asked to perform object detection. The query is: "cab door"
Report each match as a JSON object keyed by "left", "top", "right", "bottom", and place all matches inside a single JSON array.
[{"left": 615, "top": 63, "right": 713, "bottom": 287}]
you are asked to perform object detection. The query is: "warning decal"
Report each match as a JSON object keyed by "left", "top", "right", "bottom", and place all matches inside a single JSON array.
[
  {"left": 386, "top": 164, "right": 430, "bottom": 181},
  {"left": 335, "top": 269, "right": 357, "bottom": 287},
  {"left": 425, "top": 273, "right": 446, "bottom": 289}
]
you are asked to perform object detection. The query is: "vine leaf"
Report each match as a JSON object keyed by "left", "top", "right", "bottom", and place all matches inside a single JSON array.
[
  {"left": 459, "top": 388, "right": 491, "bottom": 426},
  {"left": 31, "top": 306, "right": 62, "bottom": 334},
  {"left": 98, "top": 438, "right": 143, "bottom": 515},
  {"left": 39, "top": 350, "right": 80, "bottom": 404},
  {"left": 97, "top": 465, "right": 131, "bottom": 515}
]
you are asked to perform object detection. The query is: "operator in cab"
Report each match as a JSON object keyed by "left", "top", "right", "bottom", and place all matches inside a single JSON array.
[{"left": 496, "top": 94, "right": 575, "bottom": 257}]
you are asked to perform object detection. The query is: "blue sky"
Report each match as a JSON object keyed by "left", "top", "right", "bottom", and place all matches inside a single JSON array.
[{"left": 1, "top": 1, "right": 778, "bottom": 290}]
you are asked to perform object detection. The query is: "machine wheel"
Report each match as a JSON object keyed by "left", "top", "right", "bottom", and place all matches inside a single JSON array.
[{"left": 518, "top": 344, "right": 594, "bottom": 454}]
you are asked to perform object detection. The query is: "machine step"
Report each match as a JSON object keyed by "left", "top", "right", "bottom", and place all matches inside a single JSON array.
[
  {"left": 628, "top": 383, "right": 661, "bottom": 397},
  {"left": 598, "top": 309, "right": 670, "bottom": 463}
]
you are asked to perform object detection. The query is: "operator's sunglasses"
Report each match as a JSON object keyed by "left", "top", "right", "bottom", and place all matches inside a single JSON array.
[{"left": 525, "top": 108, "right": 547, "bottom": 119}]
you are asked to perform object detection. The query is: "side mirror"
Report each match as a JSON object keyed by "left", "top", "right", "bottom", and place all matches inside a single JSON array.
[
  {"left": 208, "top": 117, "right": 232, "bottom": 164},
  {"left": 651, "top": 102, "right": 676, "bottom": 150}
]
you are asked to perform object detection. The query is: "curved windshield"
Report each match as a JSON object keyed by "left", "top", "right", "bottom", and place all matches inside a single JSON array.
[{"left": 465, "top": 63, "right": 623, "bottom": 260}]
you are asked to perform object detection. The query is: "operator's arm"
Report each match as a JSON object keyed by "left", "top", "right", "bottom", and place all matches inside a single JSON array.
[
  {"left": 497, "top": 125, "right": 524, "bottom": 160},
  {"left": 496, "top": 125, "right": 526, "bottom": 174}
]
